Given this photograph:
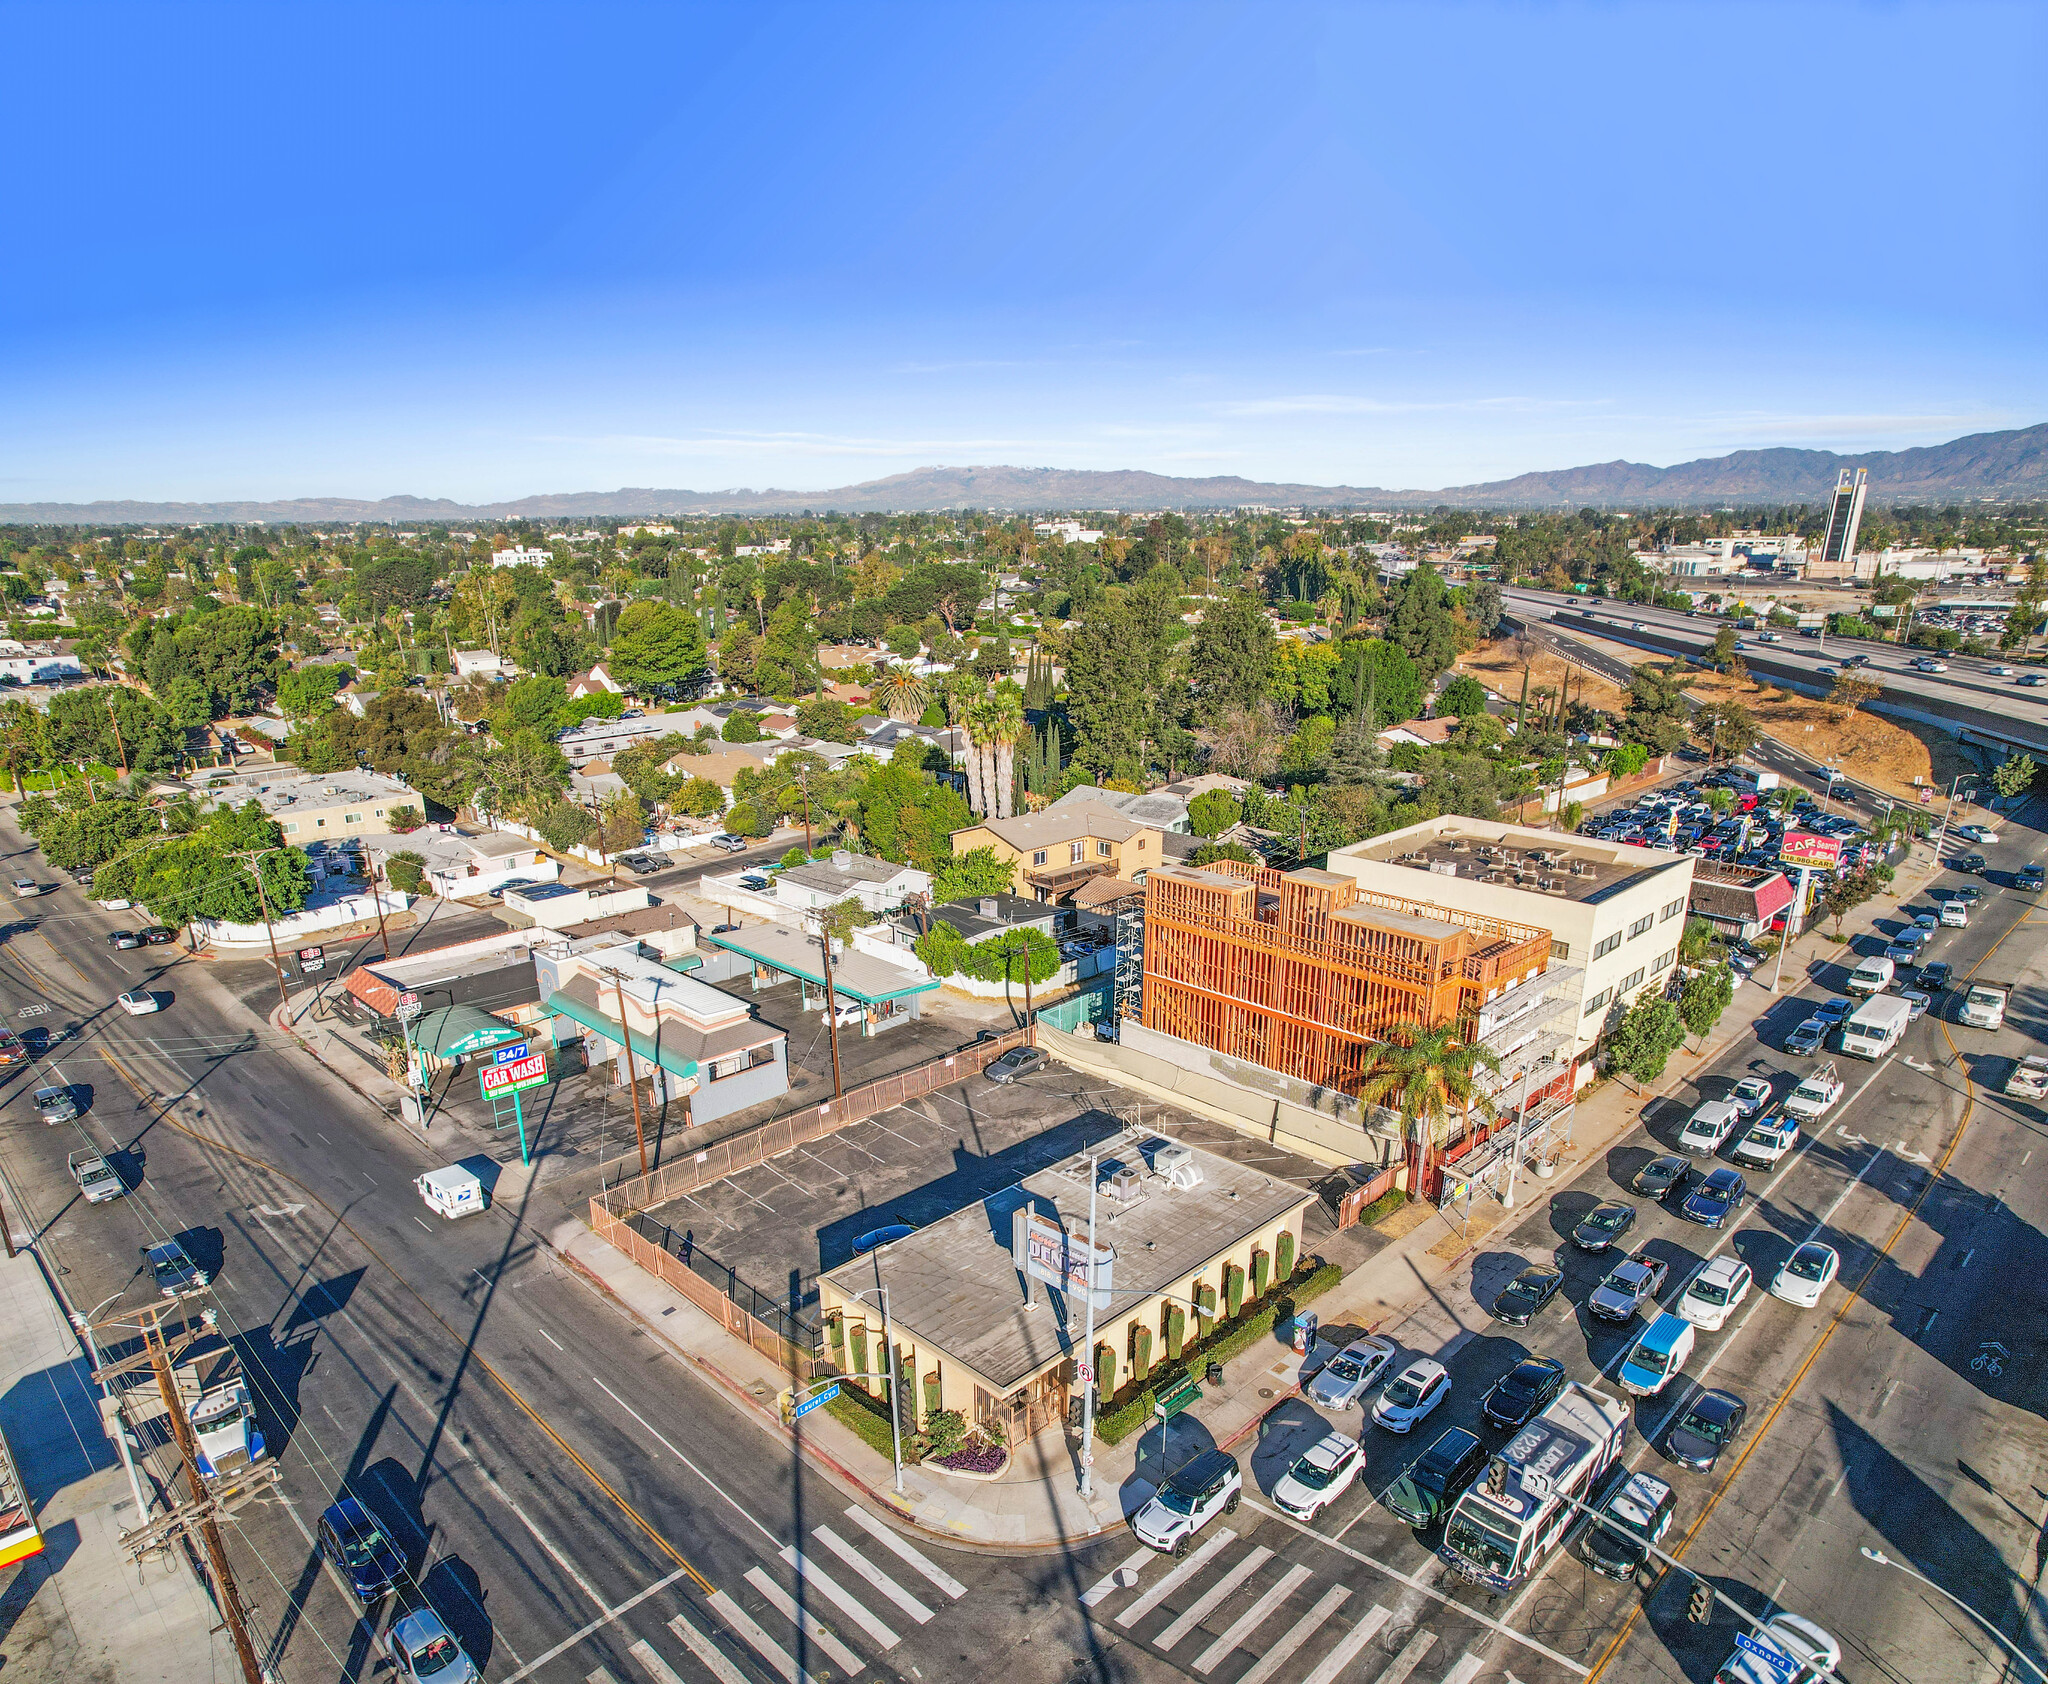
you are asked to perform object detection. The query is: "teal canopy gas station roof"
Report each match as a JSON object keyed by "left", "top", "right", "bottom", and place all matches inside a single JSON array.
[{"left": 413, "top": 1006, "right": 527, "bottom": 1061}]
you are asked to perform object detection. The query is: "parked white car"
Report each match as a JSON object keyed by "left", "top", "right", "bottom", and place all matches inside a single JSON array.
[
  {"left": 1769, "top": 1242, "right": 1840, "bottom": 1308},
  {"left": 1304, "top": 1335, "right": 1397, "bottom": 1410},
  {"left": 1371, "top": 1358, "right": 1450, "bottom": 1433},
  {"left": 1677, "top": 1256, "right": 1752, "bottom": 1331},
  {"left": 1271, "top": 1431, "right": 1364, "bottom": 1520}
]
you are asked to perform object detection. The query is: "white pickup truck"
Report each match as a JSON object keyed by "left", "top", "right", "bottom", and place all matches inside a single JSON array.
[
  {"left": 1783, "top": 1062, "right": 1845, "bottom": 1121},
  {"left": 1960, "top": 981, "right": 2010, "bottom": 1030},
  {"left": 68, "top": 1149, "right": 125, "bottom": 1203},
  {"left": 1730, "top": 1115, "right": 1801, "bottom": 1170},
  {"left": 2005, "top": 1056, "right": 2048, "bottom": 1102}
]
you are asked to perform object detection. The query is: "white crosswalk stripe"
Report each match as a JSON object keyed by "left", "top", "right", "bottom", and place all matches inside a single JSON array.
[
  {"left": 1193, "top": 1563, "right": 1313, "bottom": 1674},
  {"left": 779, "top": 1545, "right": 902, "bottom": 1650},
  {"left": 841, "top": 1506, "right": 967, "bottom": 1598},
  {"left": 1156, "top": 1544, "right": 1274, "bottom": 1650},
  {"left": 1439, "top": 1654, "right": 1485, "bottom": 1684},
  {"left": 812, "top": 1525, "right": 935, "bottom": 1624},
  {"left": 630, "top": 1639, "right": 691, "bottom": 1684},
  {"left": 1082, "top": 1546, "right": 1155, "bottom": 1607},
  {"left": 709, "top": 1589, "right": 816, "bottom": 1684},
  {"left": 744, "top": 1567, "right": 866, "bottom": 1678},
  {"left": 1297, "top": 1604, "right": 1390, "bottom": 1684},
  {"left": 1116, "top": 1529, "right": 1238, "bottom": 1628},
  {"left": 1235, "top": 1584, "right": 1352, "bottom": 1684},
  {"left": 1376, "top": 1629, "right": 1438, "bottom": 1684},
  {"left": 587, "top": 1668, "right": 624, "bottom": 1684},
  {"left": 663, "top": 1615, "right": 752, "bottom": 1684}
]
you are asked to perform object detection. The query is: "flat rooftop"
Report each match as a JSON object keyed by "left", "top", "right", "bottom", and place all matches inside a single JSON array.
[
  {"left": 1339, "top": 821, "right": 1685, "bottom": 906},
  {"left": 824, "top": 1129, "right": 1314, "bottom": 1391}
]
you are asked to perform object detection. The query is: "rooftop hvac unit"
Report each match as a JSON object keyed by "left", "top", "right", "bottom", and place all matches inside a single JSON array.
[
  {"left": 979, "top": 898, "right": 998, "bottom": 917},
  {"left": 1107, "top": 1166, "right": 1145, "bottom": 1202},
  {"left": 1154, "top": 1144, "right": 1201, "bottom": 1189},
  {"left": 1429, "top": 860, "right": 1459, "bottom": 876},
  {"left": 832, "top": 849, "right": 853, "bottom": 872}
]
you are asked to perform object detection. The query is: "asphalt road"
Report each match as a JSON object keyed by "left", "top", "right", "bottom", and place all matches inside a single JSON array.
[
  {"left": 5, "top": 786, "right": 2045, "bottom": 1684},
  {"left": 1503, "top": 587, "right": 2048, "bottom": 759}
]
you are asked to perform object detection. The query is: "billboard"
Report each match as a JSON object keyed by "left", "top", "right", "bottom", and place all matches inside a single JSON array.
[
  {"left": 1010, "top": 1208, "right": 1114, "bottom": 1309},
  {"left": 1780, "top": 830, "right": 1842, "bottom": 869},
  {"left": 480, "top": 1051, "right": 550, "bottom": 1097}
]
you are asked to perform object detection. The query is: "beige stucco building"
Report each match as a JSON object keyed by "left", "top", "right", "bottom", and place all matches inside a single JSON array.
[
  {"left": 1323, "top": 816, "right": 1696, "bottom": 1072},
  {"left": 816, "top": 1132, "right": 1313, "bottom": 1443},
  {"left": 949, "top": 800, "right": 1164, "bottom": 904}
]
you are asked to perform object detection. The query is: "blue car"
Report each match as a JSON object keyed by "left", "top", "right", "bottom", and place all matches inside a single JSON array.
[
  {"left": 1682, "top": 1166, "right": 1746, "bottom": 1229},
  {"left": 1812, "top": 996, "right": 1853, "bottom": 1027},
  {"left": 318, "top": 1497, "right": 405, "bottom": 1602}
]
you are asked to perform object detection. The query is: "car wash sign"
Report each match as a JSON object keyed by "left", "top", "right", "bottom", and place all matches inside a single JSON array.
[
  {"left": 480, "top": 1050, "right": 549, "bottom": 1098},
  {"left": 1011, "top": 1208, "right": 1113, "bottom": 1309}
]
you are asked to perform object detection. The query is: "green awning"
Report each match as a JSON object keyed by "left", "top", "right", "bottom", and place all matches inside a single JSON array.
[
  {"left": 544, "top": 990, "right": 700, "bottom": 1081},
  {"left": 413, "top": 1005, "right": 527, "bottom": 1061},
  {"left": 662, "top": 952, "right": 704, "bottom": 973}
]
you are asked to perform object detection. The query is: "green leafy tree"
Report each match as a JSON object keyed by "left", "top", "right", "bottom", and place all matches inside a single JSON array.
[
  {"left": 1439, "top": 675, "right": 1489, "bottom": 719},
  {"left": 1466, "top": 579, "right": 1503, "bottom": 639},
  {"left": 47, "top": 686, "right": 183, "bottom": 777},
  {"left": 1386, "top": 565, "right": 1463, "bottom": 680},
  {"left": 536, "top": 799, "right": 600, "bottom": 853},
  {"left": 795, "top": 698, "right": 858, "bottom": 743},
  {"left": 1692, "top": 701, "right": 1758, "bottom": 763},
  {"left": 1187, "top": 788, "right": 1243, "bottom": 837},
  {"left": 1621, "top": 663, "right": 1690, "bottom": 755},
  {"left": 932, "top": 846, "right": 1017, "bottom": 902},
  {"left": 607, "top": 600, "right": 710, "bottom": 696},
  {"left": 1187, "top": 591, "right": 1276, "bottom": 712},
  {"left": 722, "top": 710, "right": 765, "bottom": 743},
  {"left": 276, "top": 663, "right": 350, "bottom": 721},
  {"left": 671, "top": 775, "right": 728, "bottom": 818},
  {"left": 384, "top": 850, "right": 428, "bottom": 894},
  {"left": 1605, "top": 994, "right": 1685, "bottom": 1087},
  {"left": 1992, "top": 752, "right": 2038, "bottom": 805},
  {"left": 0, "top": 699, "right": 49, "bottom": 794},
  {"left": 1679, "top": 966, "right": 1733, "bottom": 1046}
]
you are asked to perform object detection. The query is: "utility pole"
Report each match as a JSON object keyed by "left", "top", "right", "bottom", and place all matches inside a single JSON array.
[
  {"left": 796, "top": 765, "right": 813, "bottom": 853},
  {"left": 232, "top": 847, "right": 291, "bottom": 1016},
  {"left": 816, "top": 921, "right": 845, "bottom": 1100},
  {"left": 606, "top": 968, "right": 649, "bottom": 1175},
  {"left": 370, "top": 849, "right": 391, "bottom": 960},
  {"left": 104, "top": 692, "right": 128, "bottom": 775}
]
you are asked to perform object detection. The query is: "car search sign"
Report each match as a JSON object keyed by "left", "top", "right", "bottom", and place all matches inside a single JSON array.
[{"left": 1780, "top": 830, "right": 1842, "bottom": 870}]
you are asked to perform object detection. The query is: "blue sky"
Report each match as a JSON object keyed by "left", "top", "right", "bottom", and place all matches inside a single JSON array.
[{"left": 4, "top": 1, "right": 2043, "bottom": 503}]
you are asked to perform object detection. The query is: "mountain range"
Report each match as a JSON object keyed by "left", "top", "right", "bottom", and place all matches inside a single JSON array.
[{"left": 5, "top": 423, "right": 2043, "bottom": 524}]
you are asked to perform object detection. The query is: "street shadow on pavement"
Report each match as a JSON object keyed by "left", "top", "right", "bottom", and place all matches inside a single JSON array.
[
  {"left": 1248, "top": 1396, "right": 1330, "bottom": 1497},
  {"left": 1124, "top": 1410, "right": 1220, "bottom": 1510}
]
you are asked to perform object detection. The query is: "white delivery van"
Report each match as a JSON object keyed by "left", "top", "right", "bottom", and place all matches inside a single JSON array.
[
  {"left": 1841, "top": 995, "right": 1911, "bottom": 1060},
  {"left": 416, "top": 1165, "right": 487, "bottom": 1220},
  {"left": 1845, "top": 956, "right": 1895, "bottom": 997}
]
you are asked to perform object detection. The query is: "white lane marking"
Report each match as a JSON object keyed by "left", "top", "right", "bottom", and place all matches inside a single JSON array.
[
  {"left": 840, "top": 1505, "right": 966, "bottom": 1598},
  {"left": 1236, "top": 1585, "right": 1353, "bottom": 1684},
  {"left": 746, "top": 1566, "right": 865, "bottom": 1677},
  {"left": 594, "top": 1375, "right": 782, "bottom": 1547},
  {"left": 1243, "top": 1499, "right": 1589, "bottom": 1676},
  {"left": 1117, "top": 1528, "right": 1237, "bottom": 1628},
  {"left": 710, "top": 1588, "right": 816, "bottom": 1684},
  {"left": 414, "top": 1217, "right": 432, "bottom": 1231},
  {"left": 1082, "top": 1546, "right": 1154, "bottom": 1608},
  {"left": 1297, "top": 1604, "right": 1391, "bottom": 1684},
  {"left": 1157, "top": 1544, "right": 1274, "bottom": 1650},
  {"left": 498, "top": 1565, "right": 700, "bottom": 1682},
  {"left": 666, "top": 1615, "right": 754, "bottom": 1684},
  {"left": 780, "top": 1545, "right": 900, "bottom": 1650},
  {"left": 1442, "top": 1656, "right": 1486, "bottom": 1684},
  {"left": 539, "top": 1327, "right": 565, "bottom": 1351},
  {"left": 1194, "top": 1562, "right": 1311, "bottom": 1674},
  {"left": 814, "top": 1524, "right": 933, "bottom": 1623},
  {"left": 505, "top": 1493, "right": 611, "bottom": 1613},
  {"left": 1376, "top": 1627, "right": 1437, "bottom": 1684}
]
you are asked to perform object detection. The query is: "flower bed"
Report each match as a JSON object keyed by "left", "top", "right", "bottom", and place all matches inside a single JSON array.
[{"left": 928, "top": 1442, "right": 1008, "bottom": 1479}]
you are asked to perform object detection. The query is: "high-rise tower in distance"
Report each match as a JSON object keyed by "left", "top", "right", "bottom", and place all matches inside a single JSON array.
[{"left": 1819, "top": 467, "right": 1868, "bottom": 571}]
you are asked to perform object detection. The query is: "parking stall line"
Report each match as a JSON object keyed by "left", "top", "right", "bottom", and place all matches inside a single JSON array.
[
  {"left": 780, "top": 1545, "right": 901, "bottom": 1650},
  {"left": 840, "top": 1505, "right": 966, "bottom": 1598},
  {"left": 1235, "top": 1586, "right": 1352, "bottom": 1684},
  {"left": 812, "top": 1525, "right": 934, "bottom": 1624},
  {"left": 1116, "top": 1529, "right": 1237, "bottom": 1628},
  {"left": 1194, "top": 1562, "right": 1312, "bottom": 1674},
  {"left": 709, "top": 1587, "right": 818, "bottom": 1684},
  {"left": 744, "top": 1567, "right": 865, "bottom": 1677},
  {"left": 1157, "top": 1544, "right": 1273, "bottom": 1650}
]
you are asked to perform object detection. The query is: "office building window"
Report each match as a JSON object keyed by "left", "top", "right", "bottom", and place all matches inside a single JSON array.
[
  {"left": 1628, "top": 913, "right": 1654, "bottom": 939},
  {"left": 1654, "top": 949, "right": 1676, "bottom": 973},
  {"left": 1583, "top": 988, "right": 1613, "bottom": 1016},
  {"left": 1662, "top": 897, "right": 1685, "bottom": 921},
  {"left": 1593, "top": 931, "right": 1622, "bottom": 959},
  {"left": 1619, "top": 967, "right": 1646, "bottom": 995}
]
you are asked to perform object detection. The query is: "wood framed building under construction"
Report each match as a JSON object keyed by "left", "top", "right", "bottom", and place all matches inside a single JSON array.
[{"left": 1141, "top": 859, "right": 1556, "bottom": 1097}]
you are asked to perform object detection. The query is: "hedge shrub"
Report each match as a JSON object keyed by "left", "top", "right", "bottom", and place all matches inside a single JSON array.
[
  {"left": 823, "top": 1385, "right": 898, "bottom": 1458},
  {"left": 1357, "top": 1186, "right": 1408, "bottom": 1226}
]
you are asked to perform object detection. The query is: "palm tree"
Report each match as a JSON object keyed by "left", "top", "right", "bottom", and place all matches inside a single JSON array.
[
  {"left": 988, "top": 682, "right": 1026, "bottom": 820},
  {"left": 961, "top": 697, "right": 990, "bottom": 818},
  {"left": 1355, "top": 1020, "right": 1500, "bottom": 1196},
  {"left": 872, "top": 666, "right": 930, "bottom": 723}
]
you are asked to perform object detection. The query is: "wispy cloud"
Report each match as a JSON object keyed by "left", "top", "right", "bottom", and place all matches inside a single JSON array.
[{"left": 1210, "top": 393, "right": 1598, "bottom": 419}]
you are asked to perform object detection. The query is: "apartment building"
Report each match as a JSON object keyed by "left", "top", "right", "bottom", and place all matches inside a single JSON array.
[
  {"left": 1323, "top": 816, "right": 1695, "bottom": 1071},
  {"left": 949, "top": 801, "right": 1163, "bottom": 903},
  {"left": 244, "top": 771, "right": 420, "bottom": 841}
]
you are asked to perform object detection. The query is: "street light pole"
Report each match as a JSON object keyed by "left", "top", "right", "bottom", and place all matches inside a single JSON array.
[
  {"left": 816, "top": 921, "right": 845, "bottom": 1101},
  {"left": 1859, "top": 1547, "right": 2048, "bottom": 1684},
  {"left": 605, "top": 968, "right": 649, "bottom": 1176},
  {"left": 851, "top": 1286, "right": 905, "bottom": 1497},
  {"left": 1077, "top": 1151, "right": 1102, "bottom": 1500}
]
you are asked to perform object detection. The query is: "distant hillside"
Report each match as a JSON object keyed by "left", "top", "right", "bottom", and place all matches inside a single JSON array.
[{"left": 5, "top": 422, "right": 2042, "bottom": 524}]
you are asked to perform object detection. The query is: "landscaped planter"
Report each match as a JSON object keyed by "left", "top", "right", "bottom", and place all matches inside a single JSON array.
[{"left": 926, "top": 1443, "right": 1009, "bottom": 1481}]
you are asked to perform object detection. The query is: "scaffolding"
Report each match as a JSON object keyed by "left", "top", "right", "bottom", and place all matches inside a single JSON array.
[{"left": 1111, "top": 891, "right": 1146, "bottom": 1030}]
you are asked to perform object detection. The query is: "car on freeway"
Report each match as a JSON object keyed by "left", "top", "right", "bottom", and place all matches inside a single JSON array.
[
  {"left": 1682, "top": 1166, "right": 1747, "bottom": 1228},
  {"left": 318, "top": 1497, "right": 405, "bottom": 1602},
  {"left": 1371, "top": 1358, "right": 1451, "bottom": 1433},
  {"left": 2021, "top": 674, "right": 2048, "bottom": 688},
  {"left": 9, "top": 875, "right": 44, "bottom": 897},
  {"left": 1911, "top": 656, "right": 1949, "bottom": 673},
  {"left": 1770, "top": 1242, "right": 1841, "bottom": 1308},
  {"left": 1271, "top": 1431, "right": 1364, "bottom": 1521},
  {"left": 1489, "top": 1264, "right": 1563, "bottom": 1327},
  {"left": 1883, "top": 940, "right": 1920, "bottom": 965},
  {"left": 1588, "top": 1251, "right": 1670, "bottom": 1323},
  {"left": 1814, "top": 665, "right": 1837, "bottom": 680},
  {"left": 1911, "top": 909, "right": 1940, "bottom": 931},
  {"left": 1812, "top": 996, "right": 1853, "bottom": 1026},
  {"left": 1917, "top": 961, "right": 1952, "bottom": 991},
  {"left": 1729, "top": 1076, "right": 1774, "bottom": 1119},
  {"left": 1677, "top": 1257, "right": 1753, "bottom": 1331},
  {"left": 1715, "top": 1615, "right": 1840, "bottom": 1684},
  {"left": 1958, "top": 852, "right": 1988, "bottom": 874},
  {"left": 1668, "top": 1388, "right": 1748, "bottom": 1473},
  {"left": 1131, "top": 1449, "right": 1240, "bottom": 1554},
  {"left": 143, "top": 1239, "right": 209, "bottom": 1296},
  {"left": 2020, "top": 864, "right": 2045, "bottom": 891},
  {"left": 1579, "top": 1470, "right": 1677, "bottom": 1582},
  {"left": 1305, "top": 1334, "right": 1398, "bottom": 1409},
  {"left": 1571, "top": 1200, "right": 1638, "bottom": 1252},
  {"left": 383, "top": 1609, "right": 480, "bottom": 1684},
  {"left": 1955, "top": 824, "right": 1999, "bottom": 844},
  {"left": 107, "top": 929, "right": 142, "bottom": 949},
  {"left": 1679, "top": 1100, "right": 1741, "bottom": 1155},
  {"left": 707, "top": 834, "right": 748, "bottom": 852},
  {"left": 1633, "top": 1154, "right": 1693, "bottom": 1203},
  {"left": 35, "top": 1084, "right": 78, "bottom": 1123},
  {"left": 984, "top": 1047, "right": 1047, "bottom": 1084},
  {"left": 1380, "top": 1426, "right": 1487, "bottom": 1528},
  {"left": 1989, "top": 666, "right": 2016, "bottom": 678},
  {"left": 1784, "top": 1018, "right": 1828, "bottom": 1056},
  {"left": 1482, "top": 1354, "right": 1567, "bottom": 1431},
  {"left": 1632, "top": 621, "right": 1646, "bottom": 631},
  {"left": 117, "top": 990, "right": 161, "bottom": 1016}
]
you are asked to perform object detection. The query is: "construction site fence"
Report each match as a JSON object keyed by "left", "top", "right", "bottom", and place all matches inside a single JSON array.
[{"left": 592, "top": 1024, "right": 1034, "bottom": 1217}]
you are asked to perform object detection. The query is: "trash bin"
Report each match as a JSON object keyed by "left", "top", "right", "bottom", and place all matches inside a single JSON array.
[{"left": 1205, "top": 1361, "right": 1224, "bottom": 1386}]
